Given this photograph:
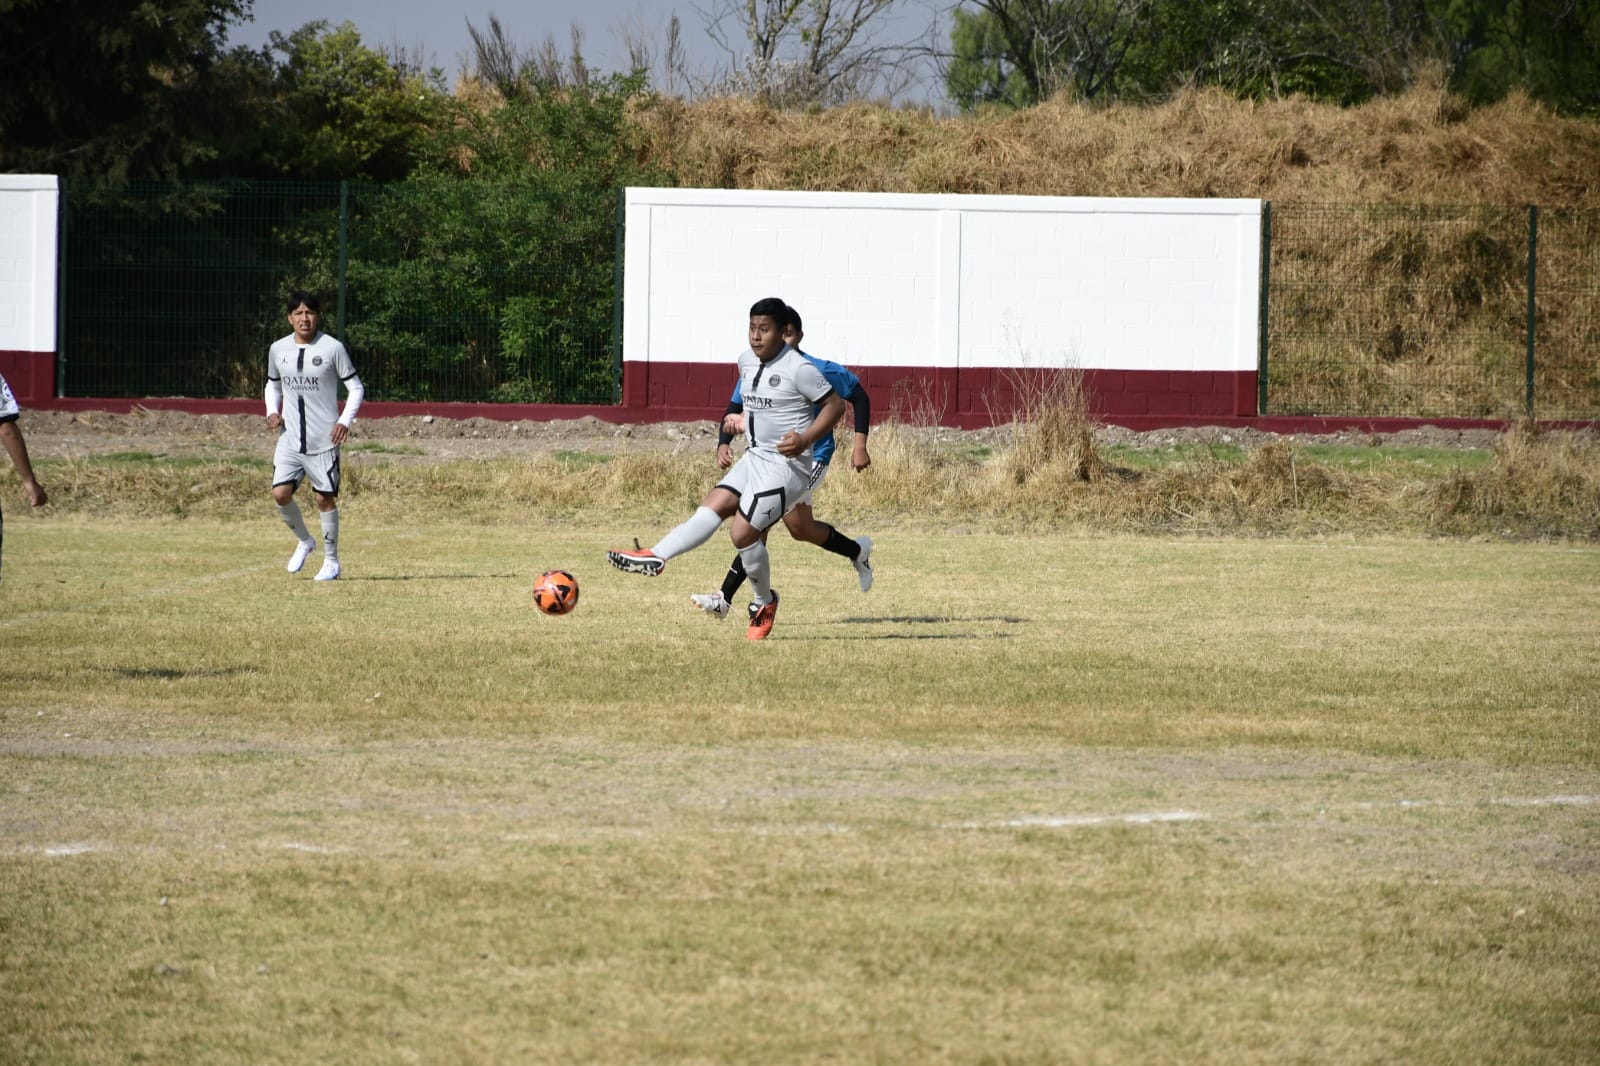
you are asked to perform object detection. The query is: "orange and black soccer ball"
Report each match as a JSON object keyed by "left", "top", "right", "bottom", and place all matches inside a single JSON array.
[{"left": 532, "top": 569, "right": 580, "bottom": 615}]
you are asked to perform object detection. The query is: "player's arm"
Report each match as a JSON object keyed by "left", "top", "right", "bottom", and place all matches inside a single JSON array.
[
  {"left": 717, "top": 379, "right": 744, "bottom": 469},
  {"left": 332, "top": 372, "right": 365, "bottom": 445},
  {"left": 778, "top": 390, "right": 846, "bottom": 458},
  {"left": 718, "top": 398, "right": 744, "bottom": 443},
  {"left": 0, "top": 416, "right": 46, "bottom": 507},
  {"left": 845, "top": 384, "right": 872, "bottom": 472},
  {"left": 264, "top": 377, "right": 283, "bottom": 430}
]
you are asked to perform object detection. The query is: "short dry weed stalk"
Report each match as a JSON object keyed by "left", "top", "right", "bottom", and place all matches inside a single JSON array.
[{"left": 995, "top": 365, "right": 1108, "bottom": 486}]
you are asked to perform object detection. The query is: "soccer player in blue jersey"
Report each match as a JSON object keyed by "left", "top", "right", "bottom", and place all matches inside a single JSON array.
[
  {"left": 265, "top": 292, "right": 364, "bottom": 582},
  {"left": 691, "top": 308, "right": 873, "bottom": 619},
  {"left": 609, "top": 297, "right": 845, "bottom": 640}
]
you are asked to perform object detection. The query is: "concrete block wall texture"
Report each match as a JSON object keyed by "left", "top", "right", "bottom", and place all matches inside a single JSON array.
[
  {"left": 0, "top": 176, "right": 58, "bottom": 403},
  {"left": 622, "top": 187, "right": 1264, "bottom": 424}
]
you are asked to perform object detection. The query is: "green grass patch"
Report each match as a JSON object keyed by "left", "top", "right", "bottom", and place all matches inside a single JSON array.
[
  {"left": 1296, "top": 442, "right": 1496, "bottom": 474},
  {"left": 93, "top": 451, "right": 269, "bottom": 471},
  {"left": 1101, "top": 441, "right": 1249, "bottom": 469},
  {"left": 551, "top": 449, "right": 614, "bottom": 467},
  {"left": 347, "top": 441, "right": 425, "bottom": 456}
]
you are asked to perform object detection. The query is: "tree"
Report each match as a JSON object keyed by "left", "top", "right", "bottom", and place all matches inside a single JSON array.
[
  {"left": 942, "top": 0, "right": 1600, "bottom": 112},
  {"left": 251, "top": 21, "right": 447, "bottom": 181},
  {"left": 333, "top": 72, "right": 669, "bottom": 402},
  {"left": 699, "top": 0, "right": 917, "bottom": 105},
  {"left": 1440, "top": 0, "right": 1600, "bottom": 115},
  {"left": 0, "top": 0, "right": 251, "bottom": 178},
  {"left": 941, "top": 0, "right": 1154, "bottom": 110},
  {"left": 465, "top": 15, "right": 595, "bottom": 98}
]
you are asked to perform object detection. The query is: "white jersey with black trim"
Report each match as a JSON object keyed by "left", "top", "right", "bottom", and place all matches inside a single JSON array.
[
  {"left": 266, "top": 331, "right": 359, "bottom": 455},
  {"left": 0, "top": 372, "right": 20, "bottom": 421},
  {"left": 735, "top": 344, "right": 835, "bottom": 466}
]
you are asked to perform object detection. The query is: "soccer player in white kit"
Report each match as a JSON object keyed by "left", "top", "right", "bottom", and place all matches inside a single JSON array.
[
  {"left": 265, "top": 292, "right": 364, "bottom": 581},
  {"left": 609, "top": 297, "right": 845, "bottom": 640}
]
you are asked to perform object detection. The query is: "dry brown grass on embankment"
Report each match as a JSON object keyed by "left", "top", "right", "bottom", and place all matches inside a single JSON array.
[
  {"left": 629, "top": 84, "right": 1600, "bottom": 206},
  {"left": 16, "top": 420, "right": 1596, "bottom": 539}
]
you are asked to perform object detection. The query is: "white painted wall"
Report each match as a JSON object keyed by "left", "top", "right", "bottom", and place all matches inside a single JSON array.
[
  {"left": 0, "top": 175, "right": 59, "bottom": 354},
  {"left": 623, "top": 187, "right": 1262, "bottom": 372}
]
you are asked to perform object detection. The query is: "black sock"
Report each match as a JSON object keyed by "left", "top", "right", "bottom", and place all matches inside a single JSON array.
[
  {"left": 821, "top": 524, "right": 860, "bottom": 560},
  {"left": 720, "top": 555, "right": 747, "bottom": 601}
]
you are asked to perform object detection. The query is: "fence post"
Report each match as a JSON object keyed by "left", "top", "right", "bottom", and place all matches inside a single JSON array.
[
  {"left": 1257, "top": 200, "right": 1272, "bottom": 416},
  {"left": 55, "top": 177, "right": 67, "bottom": 398},
  {"left": 337, "top": 181, "right": 350, "bottom": 340},
  {"left": 1525, "top": 204, "right": 1538, "bottom": 420},
  {"left": 612, "top": 186, "right": 626, "bottom": 405}
]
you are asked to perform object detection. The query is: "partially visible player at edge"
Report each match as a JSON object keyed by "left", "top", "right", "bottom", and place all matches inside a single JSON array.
[
  {"left": 608, "top": 297, "right": 845, "bottom": 640},
  {"left": 265, "top": 291, "right": 363, "bottom": 581},
  {"left": 0, "top": 370, "right": 48, "bottom": 585},
  {"left": 691, "top": 308, "right": 873, "bottom": 620}
]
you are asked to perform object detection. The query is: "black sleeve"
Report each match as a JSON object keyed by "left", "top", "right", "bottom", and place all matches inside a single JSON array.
[
  {"left": 846, "top": 386, "right": 870, "bottom": 437},
  {"left": 717, "top": 398, "right": 744, "bottom": 447}
]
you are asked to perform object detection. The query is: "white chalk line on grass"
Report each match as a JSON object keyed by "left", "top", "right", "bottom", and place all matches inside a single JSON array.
[
  {"left": 951, "top": 810, "right": 1206, "bottom": 830},
  {"left": 40, "top": 843, "right": 100, "bottom": 857},
  {"left": 11, "top": 795, "right": 1598, "bottom": 858}
]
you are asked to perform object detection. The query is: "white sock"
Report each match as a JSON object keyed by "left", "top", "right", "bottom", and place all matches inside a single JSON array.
[
  {"left": 278, "top": 500, "right": 312, "bottom": 542},
  {"left": 320, "top": 508, "right": 340, "bottom": 562},
  {"left": 652, "top": 506, "right": 724, "bottom": 561},
  {"left": 737, "top": 540, "right": 772, "bottom": 603}
]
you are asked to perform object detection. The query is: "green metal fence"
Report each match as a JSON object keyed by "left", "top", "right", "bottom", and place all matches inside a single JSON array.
[
  {"left": 59, "top": 180, "right": 622, "bottom": 404},
  {"left": 1262, "top": 203, "right": 1600, "bottom": 420},
  {"left": 60, "top": 185, "right": 1600, "bottom": 420}
]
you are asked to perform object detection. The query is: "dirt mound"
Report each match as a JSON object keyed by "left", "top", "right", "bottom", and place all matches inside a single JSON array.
[{"left": 17, "top": 407, "right": 1502, "bottom": 463}]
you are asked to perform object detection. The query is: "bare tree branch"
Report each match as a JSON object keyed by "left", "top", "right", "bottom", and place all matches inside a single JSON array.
[{"left": 696, "top": 0, "right": 926, "bottom": 104}]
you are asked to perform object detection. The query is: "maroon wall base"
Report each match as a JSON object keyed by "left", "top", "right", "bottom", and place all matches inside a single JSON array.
[
  {"left": 15, "top": 357, "right": 1578, "bottom": 433},
  {"left": 0, "top": 351, "right": 56, "bottom": 404},
  {"left": 630, "top": 361, "right": 1260, "bottom": 427}
]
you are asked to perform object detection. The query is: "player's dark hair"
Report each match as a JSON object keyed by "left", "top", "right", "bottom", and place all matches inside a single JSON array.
[
  {"left": 749, "top": 297, "right": 787, "bottom": 323},
  {"left": 786, "top": 306, "right": 803, "bottom": 333},
  {"left": 287, "top": 290, "right": 321, "bottom": 314}
]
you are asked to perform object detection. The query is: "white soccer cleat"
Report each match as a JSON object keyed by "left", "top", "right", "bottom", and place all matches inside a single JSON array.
[
  {"left": 691, "top": 591, "right": 731, "bottom": 619},
  {"left": 852, "top": 536, "right": 874, "bottom": 592},
  {"left": 287, "top": 539, "right": 316, "bottom": 573},
  {"left": 313, "top": 559, "right": 341, "bottom": 582}
]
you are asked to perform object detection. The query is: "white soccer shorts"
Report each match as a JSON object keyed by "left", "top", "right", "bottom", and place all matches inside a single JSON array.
[
  {"left": 272, "top": 438, "right": 342, "bottom": 497},
  {"left": 717, "top": 448, "right": 815, "bottom": 532}
]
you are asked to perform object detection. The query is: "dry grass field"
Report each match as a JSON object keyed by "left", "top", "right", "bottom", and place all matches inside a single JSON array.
[{"left": 2, "top": 413, "right": 1598, "bottom": 1062}]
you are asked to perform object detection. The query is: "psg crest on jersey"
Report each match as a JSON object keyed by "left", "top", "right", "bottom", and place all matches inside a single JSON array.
[
  {"left": 312, "top": 355, "right": 324, "bottom": 366},
  {"left": 768, "top": 374, "right": 781, "bottom": 387}
]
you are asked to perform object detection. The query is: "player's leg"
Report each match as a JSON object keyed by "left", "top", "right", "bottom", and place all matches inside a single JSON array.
[
  {"left": 732, "top": 452, "right": 802, "bottom": 640},
  {"left": 610, "top": 486, "right": 739, "bottom": 576},
  {"left": 692, "top": 527, "right": 770, "bottom": 619},
  {"left": 271, "top": 442, "right": 317, "bottom": 573},
  {"left": 731, "top": 512, "right": 779, "bottom": 640},
  {"left": 308, "top": 449, "right": 342, "bottom": 581},
  {"left": 783, "top": 470, "right": 873, "bottom": 592}
]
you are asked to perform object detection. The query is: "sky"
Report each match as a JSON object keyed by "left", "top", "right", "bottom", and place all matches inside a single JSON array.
[
  {"left": 227, "top": 1, "right": 700, "bottom": 78},
  {"left": 226, "top": 0, "right": 947, "bottom": 104}
]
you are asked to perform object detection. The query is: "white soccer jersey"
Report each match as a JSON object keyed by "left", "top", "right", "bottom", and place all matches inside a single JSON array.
[
  {"left": 0, "top": 372, "right": 20, "bottom": 421},
  {"left": 267, "top": 331, "right": 359, "bottom": 455},
  {"left": 735, "top": 345, "right": 835, "bottom": 465}
]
